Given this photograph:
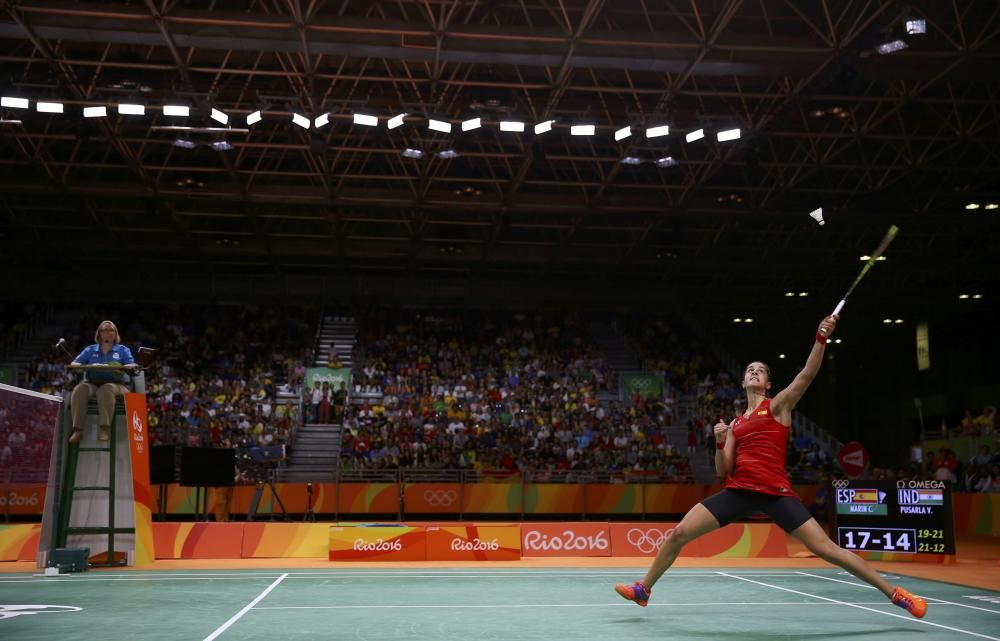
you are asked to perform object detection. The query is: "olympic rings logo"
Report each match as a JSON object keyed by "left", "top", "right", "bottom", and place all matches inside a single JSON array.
[
  {"left": 626, "top": 528, "right": 669, "bottom": 554},
  {"left": 832, "top": 479, "right": 850, "bottom": 489},
  {"left": 422, "top": 489, "right": 458, "bottom": 506}
]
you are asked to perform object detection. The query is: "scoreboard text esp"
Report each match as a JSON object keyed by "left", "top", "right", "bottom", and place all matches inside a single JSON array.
[{"left": 832, "top": 479, "right": 955, "bottom": 555}]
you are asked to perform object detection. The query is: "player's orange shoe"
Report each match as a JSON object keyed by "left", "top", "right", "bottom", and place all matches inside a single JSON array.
[
  {"left": 614, "top": 581, "right": 650, "bottom": 607},
  {"left": 891, "top": 586, "right": 927, "bottom": 618}
]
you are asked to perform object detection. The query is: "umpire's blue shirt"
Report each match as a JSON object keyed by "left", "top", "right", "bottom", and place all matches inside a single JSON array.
[{"left": 73, "top": 344, "right": 135, "bottom": 384}]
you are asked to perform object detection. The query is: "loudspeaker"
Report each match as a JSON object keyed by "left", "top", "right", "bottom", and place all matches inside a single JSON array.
[{"left": 149, "top": 445, "right": 176, "bottom": 485}]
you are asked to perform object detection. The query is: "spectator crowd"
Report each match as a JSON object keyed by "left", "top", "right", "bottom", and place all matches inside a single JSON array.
[
  {"left": 10, "top": 304, "right": 996, "bottom": 491},
  {"left": 336, "top": 311, "right": 689, "bottom": 481}
]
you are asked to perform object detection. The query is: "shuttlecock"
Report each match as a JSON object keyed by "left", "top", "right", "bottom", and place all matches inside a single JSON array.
[{"left": 809, "top": 207, "right": 825, "bottom": 226}]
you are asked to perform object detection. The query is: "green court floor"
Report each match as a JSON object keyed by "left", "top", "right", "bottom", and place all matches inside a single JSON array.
[{"left": 1, "top": 567, "right": 998, "bottom": 641}]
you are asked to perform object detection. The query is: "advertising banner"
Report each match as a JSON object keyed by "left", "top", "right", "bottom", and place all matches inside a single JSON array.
[
  {"left": 583, "top": 483, "right": 640, "bottom": 514},
  {"left": 329, "top": 526, "right": 427, "bottom": 561},
  {"left": 305, "top": 367, "right": 352, "bottom": 390},
  {"left": 146, "top": 484, "right": 997, "bottom": 540},
  {"left": 461, "top": 483, "right": 522, "bottom": 513},
  {"left": 425, "top": 526, "right": 521, "bottom": 561},
  {"left": 643, "top": 484, "right": 707, "bottom": 514},
  {"left": 524, "top": 484, "right": 584, "bottom": 514},
  {"left": 610, "top": 522, "right": 677, "bottom": 556},
  {"left": 152, "top": 523, "right": 244, "bottom": 559},
  {"left": 621, "top": 373, "right": 663, "bottom": 399},
  {"left": 243, "top": 522, "right": 330, "bottom": 558},
  {"left": 0, "top": 485, "right": 46, "bottom": 515},
  {"left": 0, "top": 524, "right": 40, "bottom": 561},
  {"left": 609, "top": 522, "right": 789, "bottom": 558},
  {"left": 520, "top": 522, "right": 611, "bottom": 557},
  {"left": 405, "top": 483, "right": 462, "bottom": 513},
  {"left": 916, "top": 322, "right": 930, "bottom": 371},
  {"left": 123, "top": 393, "right": 154, "bottom": 565}
]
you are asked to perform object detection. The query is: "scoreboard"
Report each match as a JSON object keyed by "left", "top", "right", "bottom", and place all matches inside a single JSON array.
[{"left": 831, "top": 479, "right": 955, "bottom": 556}]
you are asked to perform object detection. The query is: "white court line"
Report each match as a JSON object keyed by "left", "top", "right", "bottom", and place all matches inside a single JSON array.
[
  {"left": 202, "top": 573, "right": 287, "bottom": 641},
  {"left": 252, "top": 601, "right": 963, "bottom": 611},
  {"left": 926, "top": 600, "right": 1000, "bottom": 616},
  {"left": 918, "top": 597, "right": 1000, "bottom": 616},
  {"left": 797, "top": 572, "right": 1000, "bottom": 615},
  {"left": 796, "top": 571, "right": 876, "bottom": 589},
  {"left": 719, "top": 572, "right": 1000, "bottom": 641},
  {"left": 0, "top": 576, "right": 283, "bottom": 584}
]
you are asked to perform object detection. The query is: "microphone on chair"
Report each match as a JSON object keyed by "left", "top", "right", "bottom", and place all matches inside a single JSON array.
[{"left": 55, "top": 338, "right": 73, "bottom": 363}]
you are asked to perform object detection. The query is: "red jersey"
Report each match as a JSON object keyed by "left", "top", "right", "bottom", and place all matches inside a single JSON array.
[{"left": 724, "top": 399, "right": 793, "bottom": 496}]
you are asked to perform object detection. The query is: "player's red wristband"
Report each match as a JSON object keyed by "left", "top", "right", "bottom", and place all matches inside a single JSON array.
[
  {"left": 715, "top": 441, "right": 725, "bottom": 450},
  {"left": 815, "top": 331, "right": 828, "bottom": 345}
]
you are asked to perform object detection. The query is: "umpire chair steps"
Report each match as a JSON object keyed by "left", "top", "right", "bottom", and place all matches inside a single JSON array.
[{"left": 55, "top": 399, "right": 133, "bottom": 568}]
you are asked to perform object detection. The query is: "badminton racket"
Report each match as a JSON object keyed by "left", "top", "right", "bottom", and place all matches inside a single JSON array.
[{"left": 832, "top": 225, "right": 899, "bottom": 315}]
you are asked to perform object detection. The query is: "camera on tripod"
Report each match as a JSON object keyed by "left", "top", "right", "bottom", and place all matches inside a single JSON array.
[
  {"left": 247, "top": 444, "right": 286, "bottom": 464},
  {"left": 235, "top": 442, "right": 286, "bottom": 483},
  {"left": 233, "top": 442, "right": 289, "bottom": 521}
]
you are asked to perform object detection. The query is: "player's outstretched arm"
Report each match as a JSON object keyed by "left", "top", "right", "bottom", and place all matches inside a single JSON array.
[{"left": 771, "top": 315, "right": 837, "bottom": 422}]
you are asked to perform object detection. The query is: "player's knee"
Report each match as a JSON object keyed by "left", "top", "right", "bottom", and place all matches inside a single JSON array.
[{"left": 665, "top": 525, "right": 688, "bottom": 547}]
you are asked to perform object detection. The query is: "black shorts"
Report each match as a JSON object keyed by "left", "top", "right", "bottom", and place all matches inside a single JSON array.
[{"left": 701, "top": 488, "right": 811, "bottom": 534}]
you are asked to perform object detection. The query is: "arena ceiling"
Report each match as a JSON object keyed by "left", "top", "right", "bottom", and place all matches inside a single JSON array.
[{"left": 0, "top": 0, "right": 998, "bottom": 349}]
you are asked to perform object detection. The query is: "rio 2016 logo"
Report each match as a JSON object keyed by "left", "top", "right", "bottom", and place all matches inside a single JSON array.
[
  {"left": 352, "top": 538, "right": 403, "bottom": 552},
  {"left": 523, "top": 529, "right": 609, "bottom": 551},
  {"left": 450, "top": 538, "right": 499, "bottom": 552},
  {"left": 0, "top": 492, "right": 40, "bottom": 507}
]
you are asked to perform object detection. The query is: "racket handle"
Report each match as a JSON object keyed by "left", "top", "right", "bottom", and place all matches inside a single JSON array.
[{"left": 832, "top": 300, "right": 846, "bottom": 316}]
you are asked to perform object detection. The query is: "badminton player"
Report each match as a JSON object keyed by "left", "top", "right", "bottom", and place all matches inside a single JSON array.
[{"left": 615, "top": 314, "right": 927, "bottom": 618}]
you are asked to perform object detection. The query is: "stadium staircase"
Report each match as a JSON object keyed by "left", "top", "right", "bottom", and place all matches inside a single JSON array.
[
  {"left": 589, "top": 317, "right": 715, "bottom": 483},
  {"left": 278, "top": 314, "right": 356, "bottom": 482},
  {"left": 311, "top": 314, "right": 355, "bottom": 368},
  {"left": 585, "top": 318, "right": 639, "bottom": 404},
  {"left": 673, "top": 401, "right": 718, "bottom": 484},
  {"left": 3, "top": 308, "right": 81, "bottom": 384}
]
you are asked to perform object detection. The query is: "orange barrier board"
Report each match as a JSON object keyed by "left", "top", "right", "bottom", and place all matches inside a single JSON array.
[
  {"left": 425, "top": 526, "right": 521, "bottom": 561},
  {"left": 0, "top": 524, "right": 40, "bottom": 561},
  {"left": 243, "top": 523, "right": 331, "bottom": 558},
  {"left": 609, "top": 522, "right": 789, "bottom": 558},
  {"left": 520, "top": 522, "right": 612, "bottom": 557},
  {"left": 6, "top": 520, "right": 952, "bottom": 563},
  {"left": 153, "top": 523, "right": 244, "bottom": 559},
  {"left": 1, "top": 485, "right": 46, "bottom": 515},
  {"left": 329, "top": 526, "right": 427, "bottom": 561}
]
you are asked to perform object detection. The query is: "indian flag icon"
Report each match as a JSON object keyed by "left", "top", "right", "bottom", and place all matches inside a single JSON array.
[{"left": 917, "top": 489, "right": 944, "bottom": 505}]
